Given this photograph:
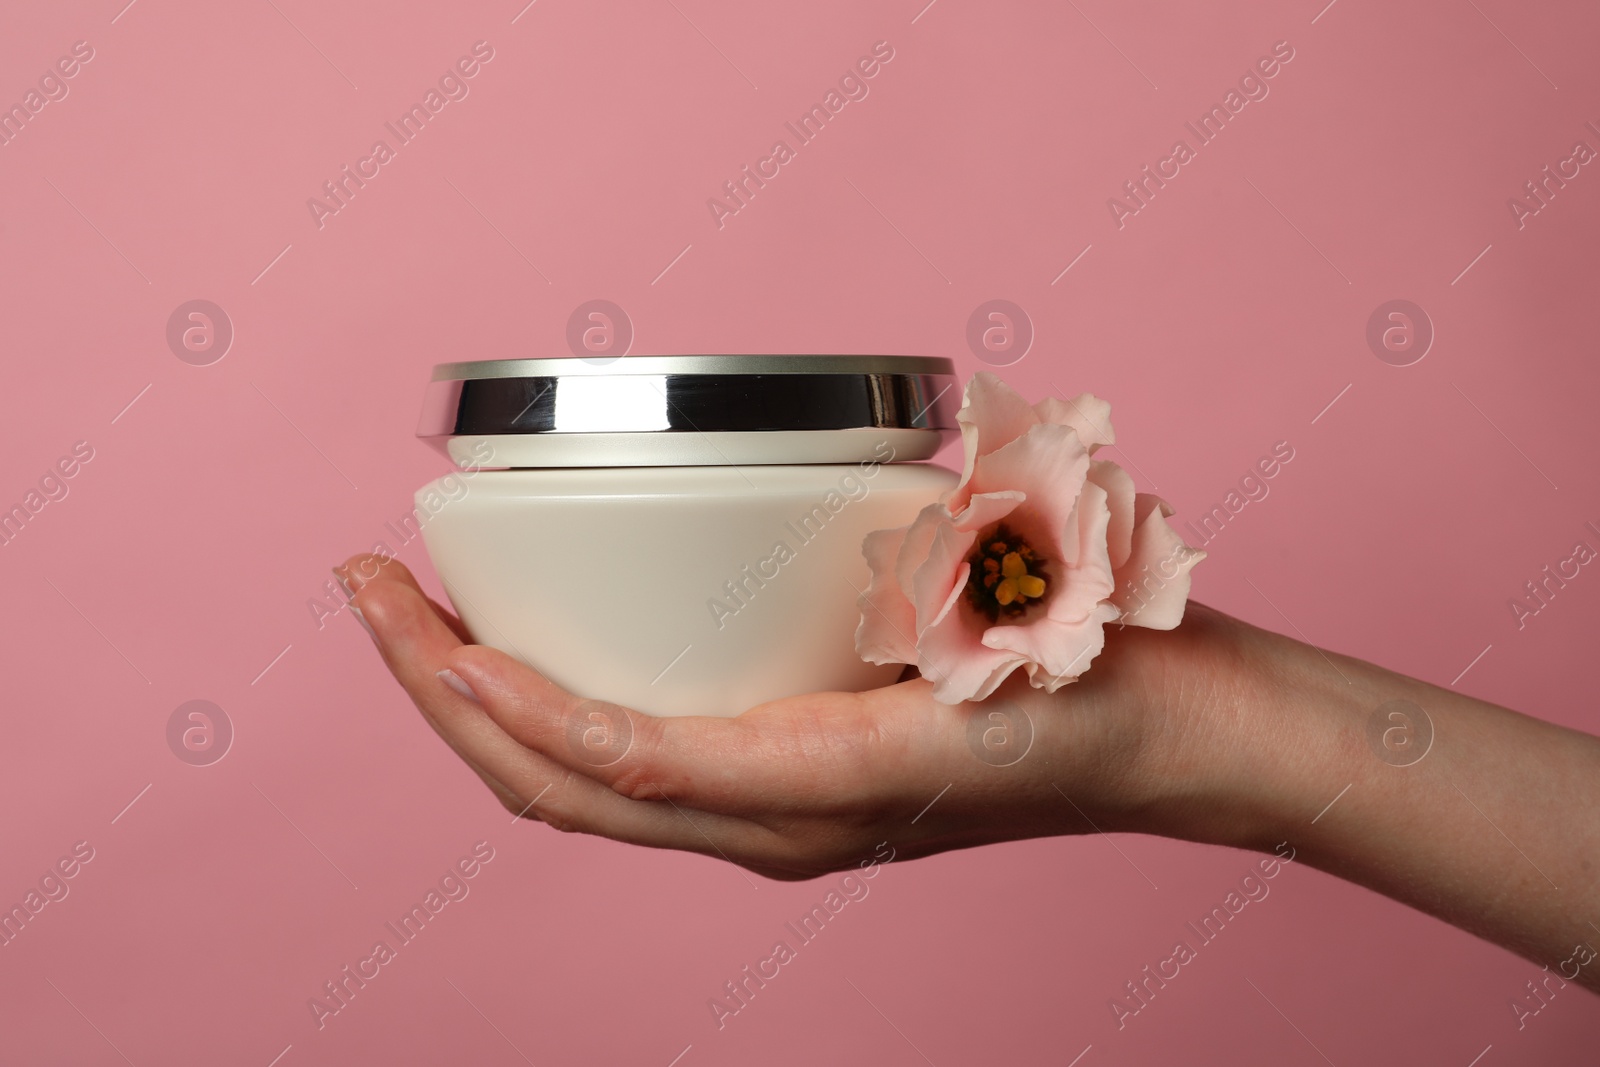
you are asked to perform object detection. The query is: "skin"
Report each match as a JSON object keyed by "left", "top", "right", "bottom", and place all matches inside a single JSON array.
[{"left": 338, "top": 552, "right": 1600, "bottom": 994}]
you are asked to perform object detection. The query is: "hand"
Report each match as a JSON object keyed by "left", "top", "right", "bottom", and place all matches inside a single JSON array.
[
  {"left": 339, "top": 551, "right": 1600, "bottom": 988},
  {"left": 337, "top": 552, "right": 1236, "bottom": 880}
]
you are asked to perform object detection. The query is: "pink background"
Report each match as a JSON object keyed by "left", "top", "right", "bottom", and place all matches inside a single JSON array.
[{"left": 3, "top": 0, "right": 1598, "bottom": 1062}]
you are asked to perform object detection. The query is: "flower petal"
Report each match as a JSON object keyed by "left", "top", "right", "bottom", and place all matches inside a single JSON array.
[
  {"left": 916, "top": 531, "right": 1027, "bottom": 703},
  {"left": 853, "top": 524, "right": 918, "bottom": 665},
  {"left": 892, "top": 498, "right": 1017, "bottom": 644},
  {"left": 1088, "top": 459, "right": 1137, "bottom": 571},
  {"left": 1110, "top": 494, "right": 1205, "bottom": 630},
  {"left": 982, "top": 480, "right": 1118, "bottom": 685},
  {"left": 950, "top": 372, "right": 1041, "bottom": 512},
  {"left": 1034, "top": 392, "right": 1115, "bottom": 453},
  {"left": 967, "top": 422, "right": 1090, "bottom": 567},
  {"left": 1053, "top": 478, "right": 1118, "bottom": 623},
  {"left": 894, "top": 503, "right": 951, "bottom": 605},
  {"left": 1021, "top": 602, "right": 1122, "bottom": 692},
  {"left": 910, "top": 511, "right": 980, "bottom": 635},
  {"left": 951, "top": 489, "right": 1025, "bottom": 534}
]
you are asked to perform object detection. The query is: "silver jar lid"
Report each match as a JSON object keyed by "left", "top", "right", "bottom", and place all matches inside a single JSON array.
[{"left": 417, "top": 355, "right": 959, "bottom": 467}]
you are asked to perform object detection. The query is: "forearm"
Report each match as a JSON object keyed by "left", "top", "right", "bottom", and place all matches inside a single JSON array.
[{"left": 1144, "top": 611, "right": 1600, "bottom": 991}]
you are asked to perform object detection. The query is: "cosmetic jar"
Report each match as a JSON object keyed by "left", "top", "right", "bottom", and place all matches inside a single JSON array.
[{"left": 414, "top": 355, "right": 959, "bottom": 717}]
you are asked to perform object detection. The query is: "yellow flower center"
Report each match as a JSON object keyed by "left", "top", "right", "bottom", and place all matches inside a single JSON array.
[{"left": 966, "top": 525, "right": 1049, "bottom": 621}]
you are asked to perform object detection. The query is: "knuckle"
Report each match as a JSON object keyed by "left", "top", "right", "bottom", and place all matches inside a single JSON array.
[
  {"left": 606, "top": 762, "right": 663, "bottom": 801},
  {"left": 601, "top": 716, "right": 671, "bottom": 800},
  {"left": 543, "top": 812, "right": 583, "bottom": 834},
  {"left": 535, "top": 805, "right": 582, "bottom": 836},
  {"left": 539, "top": 771, "right": 592, "bottom": 834}
]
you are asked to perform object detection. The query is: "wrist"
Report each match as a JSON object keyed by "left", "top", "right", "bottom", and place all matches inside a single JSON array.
[{"left": 1113, "top": 604, "right": 1368, "bottom": 854}]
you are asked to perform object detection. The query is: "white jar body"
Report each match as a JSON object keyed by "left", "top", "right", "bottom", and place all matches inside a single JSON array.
[{"left": 417, "top": 462, "right": 957, "bottom": 717}]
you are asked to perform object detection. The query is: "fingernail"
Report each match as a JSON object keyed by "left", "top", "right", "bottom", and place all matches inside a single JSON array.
[
  {"left": 335, "top": 556, "right": 385, "bottom": 595},
  {"left": 332, "top": 566, "right": 356, "bottom": 600},
  {"left": 438, "top": 668, "right": 479, "bottom": 702},
  {"left": 349, "top": 602, "right": 377, "bottom": 643}
]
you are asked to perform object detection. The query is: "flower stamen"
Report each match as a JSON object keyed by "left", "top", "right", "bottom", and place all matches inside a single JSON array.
[{"left": 966, "top": 525, "right": 1049, "bottom": 621}]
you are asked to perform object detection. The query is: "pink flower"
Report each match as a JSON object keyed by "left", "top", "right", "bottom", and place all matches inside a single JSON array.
[{"left": 854, "top": 372, "right": 1204, "bottom": 704}]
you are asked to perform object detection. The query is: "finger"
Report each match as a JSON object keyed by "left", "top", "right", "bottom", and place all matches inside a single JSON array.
[
  {"left": 339, "top": 554, "right": 541, "bottom": 817},
  {"left": 340, "top": 560, "right": 529, "bottom": 808},
  {"left": 338, "top": 552, "right": 472, "bottom": 645},
  {"left": 443, "top": 642, "right": 962, "bottom": 818},
  {"left": 355, "top": 574, "right": 764, "bottom": 857}
]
